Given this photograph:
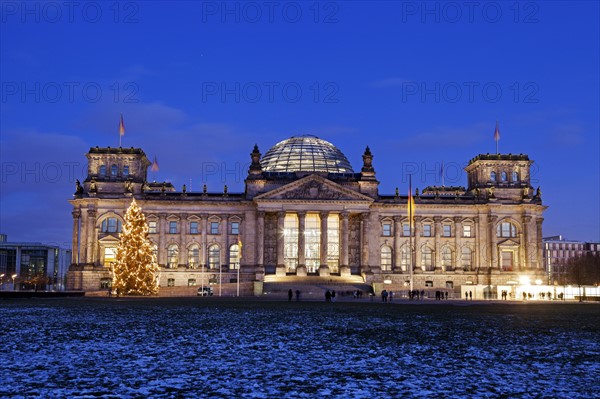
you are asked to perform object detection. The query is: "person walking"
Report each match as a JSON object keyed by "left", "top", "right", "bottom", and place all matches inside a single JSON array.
[{"left": 288, "top": 289, "right": 293, "bottom": 302}]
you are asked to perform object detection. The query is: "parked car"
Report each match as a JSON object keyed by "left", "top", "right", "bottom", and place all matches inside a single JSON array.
[{"left": 197, "top": 286, "right": 213, "bottom": 296}]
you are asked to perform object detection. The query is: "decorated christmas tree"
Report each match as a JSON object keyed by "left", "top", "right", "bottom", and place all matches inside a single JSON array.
[{"left": 111, "top": 198, "right": 160, "bottom": 296}]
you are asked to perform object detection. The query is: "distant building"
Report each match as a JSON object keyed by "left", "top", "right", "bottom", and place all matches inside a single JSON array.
[
  {"left": 0, "top": 234, "right": 71, "bottom": 291},
  {"left": 67, "top": 135, "right": 547, "bottom": 296},
  {"left": 543, "top": 235, "right": 600, "bottom": 284}
]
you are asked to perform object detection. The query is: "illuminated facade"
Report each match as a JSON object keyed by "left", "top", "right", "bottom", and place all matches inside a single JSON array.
[{"left": 67, "top": 135, "right": 547, "bottom": 295}]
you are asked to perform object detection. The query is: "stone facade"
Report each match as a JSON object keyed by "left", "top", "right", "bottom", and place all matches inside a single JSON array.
[{"left": 67, "top": 138, "right": 547, "bottom": 295}]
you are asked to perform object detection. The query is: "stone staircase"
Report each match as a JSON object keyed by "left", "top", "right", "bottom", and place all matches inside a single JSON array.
[{"left": 262, "top": 275, "right": 372, "bottom": 300}]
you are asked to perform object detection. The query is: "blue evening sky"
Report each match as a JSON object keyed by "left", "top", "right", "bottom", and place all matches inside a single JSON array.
[{"left": 1, "top": 1, "right": 598, "bottom": 247}]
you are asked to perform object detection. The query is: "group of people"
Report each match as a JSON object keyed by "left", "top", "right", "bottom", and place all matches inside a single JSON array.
[
  {"left": 434, "top": 290, "right": 449, "bottom": 300},
  {"left": 287, "top": 289, "right": 301, "bottom": 301},
  {"left": 408, "top": 290, "right": 425, "bottom": 300},
  {"left": 380, "top": 289, "right": 394, "bottom": 302},
  {"left": 325, "top": 289, "right": 337, "bottom": 302}
]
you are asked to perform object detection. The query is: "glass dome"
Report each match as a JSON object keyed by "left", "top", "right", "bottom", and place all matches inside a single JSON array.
[{"left": 260, "top": 135, "right": 354, "bottom": 173}]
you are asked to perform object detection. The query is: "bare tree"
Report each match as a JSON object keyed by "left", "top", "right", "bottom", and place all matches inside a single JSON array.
[{"left": 565, "top": 253, "right": 600, "bottom": 301}]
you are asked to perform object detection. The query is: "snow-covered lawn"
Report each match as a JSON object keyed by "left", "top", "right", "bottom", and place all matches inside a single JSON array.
[{"left": 1, "top": 298, "right": 598, "bottom": 398}]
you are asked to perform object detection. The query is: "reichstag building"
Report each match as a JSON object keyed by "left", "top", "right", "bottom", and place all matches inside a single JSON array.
[{"left": 67, "top": 135, "right": 547, "bottom": 296}]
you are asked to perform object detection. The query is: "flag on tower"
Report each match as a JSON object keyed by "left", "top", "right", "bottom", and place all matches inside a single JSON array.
[
  {"left": 408, "top": 175, "right": 415, "bottom": 222},
  {"left": 151, "top": 156, "right": 159, "bottom": 172},
  {"left": 493, "top": 121, "right": 500, "bottom": 153},
  {"left": 119, "top": 114, "right": 125, "bottom": 136}
]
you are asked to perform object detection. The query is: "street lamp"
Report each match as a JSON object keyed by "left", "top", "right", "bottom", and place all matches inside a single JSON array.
[
  {"left": 12, "top": 274, "right": 17, "bottom": 291},
  {"left": 0, "top": 274, "right": 4, "bottom": 290}
]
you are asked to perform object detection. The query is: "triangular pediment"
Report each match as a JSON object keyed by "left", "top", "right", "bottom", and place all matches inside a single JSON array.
[
  {"left": 498, "top": 238, "right": 520, "bottom": 247},
  {"left": 255, "top": 174, "right": 373, "bottom": 202}
]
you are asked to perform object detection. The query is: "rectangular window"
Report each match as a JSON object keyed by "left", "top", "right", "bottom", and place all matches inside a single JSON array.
[
  {"left": 103, "top": 247, "right": 117, "bottom": 267},
  {"left": 446, "top": 281, "right": 454, "bottom": 289},
  {"left": 443, "top": 225, "right": 451, "bottom": 237},
  {"left": 210, "top": 222, "right": 219, "bottom": 235},
  {"left": 463, "top": 225, "right": 471, "bottom": 237},
  {"left": 230, "top": 222, "right": 239, "bottom": 235},
  {"left": 425, "top": 281, "right": 433, "bottom": 287},
  {"left": 190, "top": 222, "right": 199, "bottom": 234},
  {"left": 188, "top": 279, "right": 196, "bottom": 287},
  {"left": 501, "top": 251, "right": 513, "bottom": 271},
  {"left": 382, "top": 223, "right": 392, "bottom": 236},
  {"left": 423, "top": 224, "right": 432, "bottom": 237},
  {"left": 148, "top": 221, "right": 157, "bottom": 234},
  {"left": 403, "top": 223, "right": 411, "bottom": 237},
  {"left": 169, "top": 221, "right": 178, "bottom": 234},
  {"left": 167, "top": 278, "right": 175, "bottom": 287}
]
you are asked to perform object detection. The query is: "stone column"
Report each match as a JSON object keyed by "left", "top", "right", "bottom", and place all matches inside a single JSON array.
[
  {"left": 473, "top": 216, "right": 480, "bottom": 272},
  {"left": 360, "top": 213, "right": 370, "bottom": 273},
  {"left": 71, "top": 209, "right": 81, "bottom": 264},
  {"left": 297, "top": 211, "right": 306, "bottom": 275},
  {"left": 200, "top": 214, "right": 208, "bottom": 268},
  {"left": 319, "top": 211, "right": 330, "bottom": 276},
  {"left": 158, "top": 213, "right": 167, "bottom": 266},
  {"left": 536, "top": 218, "right": 544, "bottom": 270},
  {"left": 393, "top": 216, "right": 402, "bottom": 272},
  {"left": 221, "top": 215, "right": 228, "bottom": 270},
  {"left": 86, "top": 209, "right": 96, "bottom": 265},
  {"left": 256, "top": 212, "right": 265, "bottom": 268},
  {"left": 454, "top": 216, "right": 462, "bottom": 271},
  {"left": 521, "top": 215, "right": 531, "bottom": 271},
  {"left": 413, "top": 216, "right": 421, "bottom": 271},
  {"left": 276, "top": 211, "right": 285, "bottom": 276},
  {"left": 434, "top": 216, "right": 442, "bottom": 272},
  {"left": 340, "top": 212, "right": 350, "bottom": 276},
  {"left": 180, "top": 213, "right": 187, "bottom": 267},
  {"left": 488, "top": 215, "right": 498, "bottom": 269}
]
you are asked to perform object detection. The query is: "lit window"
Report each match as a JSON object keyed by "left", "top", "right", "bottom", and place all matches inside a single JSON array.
[
  {"left": 123, "top": 165, "right": 129, "bottom": 176},
  {"left": 422, "top": 247, "right": 433, "bottom": 271},
  {"left": 380, "top": 246, "right": 392, "bottom": 271},
  {"left": 461, "top": 247, "right": 472, "bottom": 270},
  {"left": 103, "top": 247, "right": 117, "bottom": 266},
  {"left": 423, "top": 224, "right": 432, "bottom": 237},
  {"left": 111, "top": 164, "right": 118, "bottom": 176},
  {"left": 443, "top": 225, "right": 451, "bottom": 237},
  {"left": 167, "top": 245, "right": 179, "bottom": 268},
  {"left": 169, "top": 221, "right": 178, "bottom": 234},
  {"left": 210, "top": 222, "right": 219, "bottom": 235},
  {"left": 190, "top": 222, "right": 199, "bottom": 234},
  {"left": 425, "top": 281, "right": 433, "bottom": 287},
  {"left": 188, "top": 244, "right": 200, "bottom": 268},
  {"left": 148, "top": 221, "right": 157, "bottom": 234},
  {"left": 497, "top": 222, "right": 517, "bottom": 238},
  {"left": 283, "top": 214, "right": 299, "bottom": 272},
  {"left": 446, "top": 281, "right": 454, "bottom": 289},
  {"left": 99, "top": 165, "right": 106, "bottom": 177},
  {"left": 229, "top": 244, "right": 240, "bottom": 269},
  {"left": 230, "top": 222, "right": 239, "bottom": 235},
  {"left": 401, "top": 246, "right": 410, "bottom": 271},
  {"left": 382, "top": 223, "right": 392, "bottom": 237},
  {"left": 208, "top": 245, "right": 220, "bottom": 269},
  {"left": 442, "top": 247, "right": 453, "bottom": 270},
  {"left": 463, "top": 225, "right": 472, "bottom": 238},
  {"left": 188, "top": 279, "right": 196, "bottom": 286}
]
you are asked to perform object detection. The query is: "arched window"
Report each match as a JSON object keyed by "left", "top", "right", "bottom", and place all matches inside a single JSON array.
[
  {"left": 461, "top": 247, "right": 472, "bottom": 270},
  {"left": 99, "top": 165, "right": 107, "bottom": 177},
  {"left": 422, "top": 247, "right": 433, "bottom": 271},
  {"left": 380, "top": 246, "right": 392, "bottom": 271},
  {"left": 442, "top": 247, "right": 453, "bottom": 271},
  {"left": 512, "top": 171, "right": 519, "bottom": 182},
  {"left": 501, "top": 171, "right": 507, "bottom": 182},
  {"left": 167, "top": 244, "right": 179, "bottom": 268},
  {"left": 208, "top": 244, "right": 220, "bottom": 269},
  {"left": 101, "top": 217, "right": 122, "bottom": 233},
  {"left": 111, "top": 164, "right": 118, "bottom": 176},
  {"left": 188, "top": 244, "right": 200, "bottom": 269},
  {"left": 229, "top": 244, "right": 240, "bottom": 270},
  {"left": 490, "top": 171, "right": 496, "bottom": 182},
  {"left": 123, "top": 165, "right": 130, "bottom": 176},
  {"left": 497, "top": 222, "right": 517, "bottom": 238}
]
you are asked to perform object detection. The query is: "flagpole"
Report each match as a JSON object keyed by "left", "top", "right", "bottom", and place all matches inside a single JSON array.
[{"left": 409, "top": 174, "right": 414, "bottom": 293}]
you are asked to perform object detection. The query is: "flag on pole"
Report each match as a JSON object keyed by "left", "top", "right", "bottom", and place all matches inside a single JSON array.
[
  {"left": 151, "top": 156, "right": 159, "bottom": 172},
  {"left": 408, "top": 176, "right": 415, "bottom": 222},
  {"left": 119, "top": 114, "right": 125, "bottom": 136},
  {"left": 237, "top": 238, "right": 243, "bottom": 260},
  {"left": 493, "top": 121, "right": 500, "bottom": 154}
]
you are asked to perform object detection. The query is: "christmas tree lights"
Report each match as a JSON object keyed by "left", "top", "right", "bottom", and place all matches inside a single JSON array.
[{"left": 111, "top": 198, "right": 159, "bottom": 296}]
